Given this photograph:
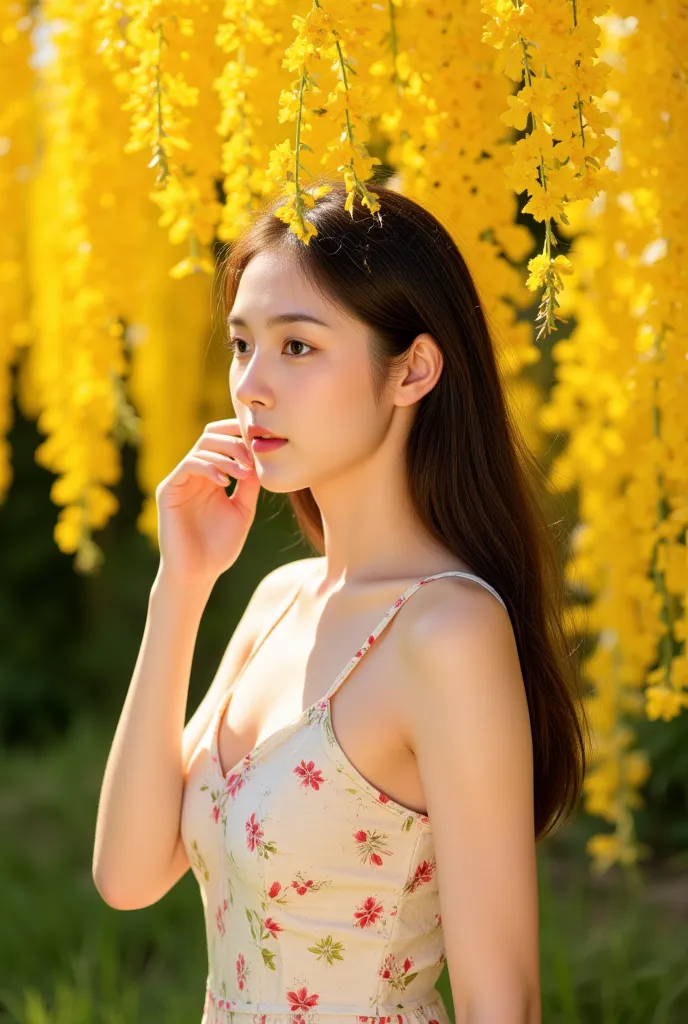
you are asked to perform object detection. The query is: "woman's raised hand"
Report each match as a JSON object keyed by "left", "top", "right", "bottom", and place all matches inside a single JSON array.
[{"left": 155, "top": 418, "right": 261, "bottom": 588}]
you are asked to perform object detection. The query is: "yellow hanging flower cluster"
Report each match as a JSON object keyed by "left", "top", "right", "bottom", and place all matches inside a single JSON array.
[
  {"left": 0, "top": 3, "right": 35, "bottom": 502},
  {"left": 269, "top": 0, "right": 338, "bottom": 242},
  {"left": 99, "top": 0, "right": 223, "bottom": 277},
  {"left": 312, "top": 1, "right": 382, "bottom": 217},
  {"left": 367, "top": 0, "right": 543, "bottom": 442},
  {"left": 538, "top": 4, "right": 688, "bottom": 871},
  {"left": 25, "top": 0, "right": 136, "bottom": 574},
  {"left": 214, "top": 0, "right": 278, "bottom": 243},
  {"left": 482, "top": 0, "right": 616, "bottom": 340},
  {"left": 266, "top": 0, "right": 380, "bottom": 243}
]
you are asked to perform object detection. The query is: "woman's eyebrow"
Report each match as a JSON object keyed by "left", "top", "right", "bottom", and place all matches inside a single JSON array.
[{"left": 227, "top": 312, "right": 331, "bottom": 329}]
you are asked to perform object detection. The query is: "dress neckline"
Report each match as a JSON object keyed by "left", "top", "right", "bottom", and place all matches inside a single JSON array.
[{"left": 212, "top": 685, "right": 326, "bottom": 785}]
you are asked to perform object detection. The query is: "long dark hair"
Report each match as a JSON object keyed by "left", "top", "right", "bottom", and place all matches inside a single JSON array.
[{"left": 220, "top": 179, "right": 590, "bottom": 843}]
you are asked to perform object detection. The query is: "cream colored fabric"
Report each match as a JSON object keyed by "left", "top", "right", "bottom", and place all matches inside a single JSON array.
[{"left": 181, "top": 571, "right": 507, "bottom": 1023}]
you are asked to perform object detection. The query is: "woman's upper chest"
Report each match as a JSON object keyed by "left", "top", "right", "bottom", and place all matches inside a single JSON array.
[{"left": 216, "top": 579, "right": 425, "bottom": 814}]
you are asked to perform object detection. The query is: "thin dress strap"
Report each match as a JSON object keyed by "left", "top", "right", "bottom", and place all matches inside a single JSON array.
[{"left": 323, "top": 570, "right": 507, "bottom": 704}]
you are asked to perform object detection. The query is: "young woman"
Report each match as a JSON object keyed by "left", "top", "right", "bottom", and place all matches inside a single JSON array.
[{"left": 93, "top": 182, "right": 588, "bottom": 1024}]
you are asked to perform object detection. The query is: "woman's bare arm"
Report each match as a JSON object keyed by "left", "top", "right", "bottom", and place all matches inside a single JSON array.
[
  {"left": 401, "top": 580, "right": 540, "bottom": 1022},
  {"left": 92, "top": 560, "right": 307, "bottom": 910}
]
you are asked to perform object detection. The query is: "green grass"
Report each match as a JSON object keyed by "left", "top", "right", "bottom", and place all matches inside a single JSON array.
[
  {"left": 1, "top": 716, "right": 687, "bottom": 1023},
  {"left": 0, "top": 716, "right": 206, "bottom": 1023}
]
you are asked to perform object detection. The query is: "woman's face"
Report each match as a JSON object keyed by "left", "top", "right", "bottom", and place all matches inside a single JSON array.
[{"left": 228, "top": 250, "right": 394, "bottom": 494}]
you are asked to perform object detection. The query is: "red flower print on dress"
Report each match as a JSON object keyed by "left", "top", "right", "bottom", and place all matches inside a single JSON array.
[
  {"left": 261, "top": 878, "right": 288, "bottom": 909},
  {"left": 264, "top": 916, "right": 284, "bottom": 939},
  {"left": 235, "top": 951, "right": 248, "bottom": 991},
  {"left": 378, "top": 952, "right": 418, "bottom": 991},
  {"left": 245, "top": 812, "right": 264, "bottom": 851},
  {"left": 354, "top": 633, "right": 376, "bottom": 661},
  {"left": 224, "top": 766, "right": 247, "bottom": 799},
  {"left": 402, "top": 857, "right": 436, "bottom": 895},
  {"left": 286, "top": 986, "right": 320, "bottom": 1013},
  {"left": 244, "top": 811, "right": 278, "bottom": 858},
  {"left": 353, "top": 895, "right": 385, "bottom": 928},
  {"left": 293, "top": 758, "right": 326, "bottom": 790},
  {"left": 245, "top": 907, "right": 283, "bottom": 971},
  {"left": 215, "top": 899, "right": 228, "bottom": 936},
  {"left": 353, "top": 828, "right": 393, "bottom": 866},
  {"left": 261, "top": 872, "right": 327, "bottom": 909},
  {"left": 288, "top": 871, "right": 329, "bottom": 896}
]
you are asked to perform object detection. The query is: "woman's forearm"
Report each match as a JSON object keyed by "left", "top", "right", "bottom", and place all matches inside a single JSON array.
[{"left": 92, "top": 570, "right": 214, "bottom": 909}]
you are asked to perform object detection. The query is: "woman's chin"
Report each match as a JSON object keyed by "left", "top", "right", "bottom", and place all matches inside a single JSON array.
[{"left": 252, "top": 470, "right": 311, "bottom": 495}]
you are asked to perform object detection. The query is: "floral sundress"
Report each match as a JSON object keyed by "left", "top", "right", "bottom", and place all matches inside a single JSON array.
[{"left": 180, "top": 570, "right": 508, "bottom": 1024}]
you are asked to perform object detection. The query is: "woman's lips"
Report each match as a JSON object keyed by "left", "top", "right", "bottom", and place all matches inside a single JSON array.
[{"left": 251, "top": 437, "right": 288, "bottom": 452}]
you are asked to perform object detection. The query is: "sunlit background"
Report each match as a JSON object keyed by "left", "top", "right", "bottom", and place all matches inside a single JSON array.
[{"left": 1, "top": 1, "right": 687, "bottom": 1020}]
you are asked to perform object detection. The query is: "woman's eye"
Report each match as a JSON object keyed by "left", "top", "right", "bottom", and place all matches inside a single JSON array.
[
  {"left": 225, "top": 337, "right": 248, "bottom": 354},
  {"left": 225, "top": 338, "right": 313, "bottom": 358},
  {"left": 285, "top": 339, "right": 312, "bottom": 357}
]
